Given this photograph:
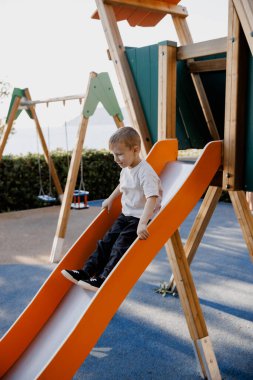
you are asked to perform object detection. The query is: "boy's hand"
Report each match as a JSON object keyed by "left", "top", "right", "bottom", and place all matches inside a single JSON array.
[
  {"left": 102, "top": 197, "right": 113, "bottom": 213},
  {"left": 137, "top": 221, "right": 150, "bottom": 240}
]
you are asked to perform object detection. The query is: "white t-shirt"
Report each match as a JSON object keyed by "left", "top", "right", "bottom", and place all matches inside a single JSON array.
[{"left": 119, "top": 160, "right": 163, "bottom": 218}]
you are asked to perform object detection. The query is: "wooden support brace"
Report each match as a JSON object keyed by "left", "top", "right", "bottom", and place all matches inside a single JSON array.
[
  {"left": 165, "top": 231, "right": 221, "bottom": 379},
  {"left": 223, "top": 0, "right": 248, "bottom": 190},
  {"left": 195, "top": 336, "right": 222, "bottom": 380},
  {"left": 157, "top": 43, "right": 177, "bottom": 140},
  {"left": 188, "top": 58, "right": 226, "bottom": 73},
  {"left": 50, "top": 116, "right": 89, "bottom": 263},
  {"left": 233, "top": 0, "right": 253, "bottom": 55},
  {"left": 177, "top": 37, "right": 227, "bottom": 61},
  {"left": 102, "top": 0, "right": 189, "bottom": 18},
  {"left": 173, "top": 16, "right": 220, "bottom": 141},
  {"left": 229, "top": 190, "right": 253, "bottom": 261},
  {"left": 50, "top": 72, "right": 123, "bottom": 262},
  {"left": 167, "top": 186, "right": 222, "bottom": 292},
  {"left": 0, "top": 97, "right": 21, "bottom": 160},
  {"left": 113, "top": 114, "right": 124, "bottom": 128},
  {"left": 95, "top": 0, "right": 152, "bottom": 157}
]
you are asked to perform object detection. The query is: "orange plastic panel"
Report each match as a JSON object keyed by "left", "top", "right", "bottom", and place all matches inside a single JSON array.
[{"left": 92, "top": 0, "right": 182, "bottom": 27}]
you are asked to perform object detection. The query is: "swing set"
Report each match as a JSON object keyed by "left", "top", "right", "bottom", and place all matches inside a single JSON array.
[
  {"left": 0, "top": 72, "right": 124, "bottom": 262},
  {"left": 0, "top": 86, "right": 90, "bottom": 208}
]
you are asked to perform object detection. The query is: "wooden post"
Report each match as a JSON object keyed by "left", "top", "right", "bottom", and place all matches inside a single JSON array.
[
  {"left": 168, "top": 186, "right": 222, "bottom": 292},
  {"left": 24, "top": 89, "right": 64, "bottom": 199},
  {"left": 113, "top": 114, "right": 124, "bottom": 129},
  {"left": 233, "top": 0, "right": 253, "bottom": 55},
  {"left": 229, "top": 191, "right": 253, "bottom": 261},
  {"left": 223, "top": 0, "right": 248, "bottom": 191},
  {"left": 166, "top": 231, "right": 221, "bottom": 379},
  {"left": 172, "top": 16, "right": 220, "bottom": 141},
  {"left": 50, "top": 116, "right": 89, "bottom": 262},
  {"left": 157, "top": 43, "right": 177, "bottom": 140},
  {"left": 95, "top": 0, "right": 152, "bottom": 157},
  {"left": 0, "top": 97, "right": 21, "bottom": 160}
]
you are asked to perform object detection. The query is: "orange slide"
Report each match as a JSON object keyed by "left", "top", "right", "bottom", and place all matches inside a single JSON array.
[{"left": 0, "top": 139, "right": 222, "bottom": 379}]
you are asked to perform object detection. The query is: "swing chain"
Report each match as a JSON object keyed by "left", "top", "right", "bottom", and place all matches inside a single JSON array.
[
  {"left": 79, "top": 153, "right": 86, "bottom": 191},
  {"left": 36, "top": 131, "right": 45, "bottom": 197}
]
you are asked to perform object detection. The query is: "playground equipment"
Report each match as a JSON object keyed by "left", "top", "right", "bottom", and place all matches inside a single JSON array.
[
  {"left": 50, "top": 71, "right": 124, "bottom": 262},
  {"left": 92, "top": 1, "right": 253, "bottom": 279},
  {"left": 0, "top": 88, "right": 64, "bottom": 202},
  {"left": 0, "top": 139, "right": 222, "bottom": 380},
  {"left": 1, "top": 0, "right": 253, "bottom": 379}
]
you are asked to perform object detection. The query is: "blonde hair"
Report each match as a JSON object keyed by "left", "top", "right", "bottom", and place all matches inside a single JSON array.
[{"left": 109, "top": 126, "right": 141, "bottom": 149}]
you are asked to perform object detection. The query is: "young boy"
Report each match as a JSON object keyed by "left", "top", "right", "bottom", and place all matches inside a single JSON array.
[{"left": 62, "top": 127, "right": 162, "bottom": 291}]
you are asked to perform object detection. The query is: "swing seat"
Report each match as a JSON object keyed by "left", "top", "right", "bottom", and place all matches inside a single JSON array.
[
  {"left": 71, "top": 190, "right": 89, "bottom": 210},
  {"left": 38, "top": 194, "right": 57, "bottom": 203}
]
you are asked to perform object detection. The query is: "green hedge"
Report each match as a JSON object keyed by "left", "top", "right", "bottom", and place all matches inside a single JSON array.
[{"left": 0, "top": 150, "right": 120, "bottom": 213}]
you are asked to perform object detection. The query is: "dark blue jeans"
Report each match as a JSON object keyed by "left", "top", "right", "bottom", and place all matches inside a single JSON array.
[{"left": 83, "top": 213, "right": 139, "bottom": 278}]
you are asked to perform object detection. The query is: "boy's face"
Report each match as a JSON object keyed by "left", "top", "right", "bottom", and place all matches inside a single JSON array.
[{"left": 110, "top": 142, "right": 141, "bottom": 169}]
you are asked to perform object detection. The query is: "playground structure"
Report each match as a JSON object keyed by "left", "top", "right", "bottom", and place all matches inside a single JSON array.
[
  {"left": 0, "top": 1, "right": 253, "bottom": 379},
  {"left": 0, "top": 72, "right": 124, "bottom": 261}
]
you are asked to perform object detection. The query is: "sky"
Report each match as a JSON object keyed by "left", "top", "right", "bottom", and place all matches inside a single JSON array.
[{"left": 0, "top": 0, "right": 229, "bottom": 152}]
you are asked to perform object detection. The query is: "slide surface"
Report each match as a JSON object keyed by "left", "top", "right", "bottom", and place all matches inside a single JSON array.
[{"left": 0, "top": 139, "right": 222, "bottom": 379}]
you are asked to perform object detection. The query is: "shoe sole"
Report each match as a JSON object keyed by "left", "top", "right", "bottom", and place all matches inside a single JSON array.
[
  {"left": 78, "top": 280, "right": 98, "bottom": 292},
  {"left": 61, "top": 270, "right": 79, "bottom": 284}
]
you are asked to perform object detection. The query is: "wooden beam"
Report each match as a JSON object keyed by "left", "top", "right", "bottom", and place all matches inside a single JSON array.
[
  {"left": 229, "top": 191, "right": 253, "bottom": 261},
  {"left": 20, "top": 94, "right": 85, "bottom": 107},
  {"left": 95, "top": 0, "right": 152, "bottom": 156},
  {"left": 167, "top": 186, "right": 222, "bottom": 292},
  {"left": 188, "top": 58, "right": 226, "bottom": 73},
  {"left": 24, "top": 89, "right": 64, "bottom": 199},
  {"left": 173, "top": 16, "right": 220, "bottom": 141},
  {"left": 50, "top": 116, "right": 89, "bottom": 263},
  {"left": 223, "top": 0, "right": 248, "bottom": 190},
  {"left": 177, "top": 37, "right": 227, "bottom": 61},
  {"left": 0, "top": 97, "right": 21, "bottom": 160},
  {"left": 157, "top": 44, "right": 177, "bottom": 140},
  {"left": 233, "top": 0, "right": 253, "bottom": 55},
  {"left": 165, "top": 231, "right": 221, "bottom": 379},
  {"left": 101, "top": 0, "right": 188, "bottom": 17}
]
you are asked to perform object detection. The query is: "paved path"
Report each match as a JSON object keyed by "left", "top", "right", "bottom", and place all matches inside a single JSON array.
[{"left": 0, "top": 202, "right": 253, "bottom": 379}]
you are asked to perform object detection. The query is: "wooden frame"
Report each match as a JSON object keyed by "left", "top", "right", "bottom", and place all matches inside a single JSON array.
[
  {"left": 0, "top": 91, "right": 64, "bottom": 199},
  {"left": 177, "top": 37, "right": 227, "bottom": 61},
  {"left": 223, "top": 0, "right": 249, "bottom": 191},
  {"left": 188, "top": 58, "right": 226, "bottom": 73},
  {"left": 93, "top": 2, "right": 223, "bottom": 376},
  {"left": 157, "top": 43, "right": 177, "bottom": 140},
  {"left": 92, "top": 0, "right": 188, "bottom": 19},
  {"left": 165, "top": 231, "right": 221, "bottom": 379},
  {"left": 50, "top": 72, "right": 124, "bottom": 262},
  {"left": 233, "top": 0, "right": 253, "bottom": 55},
  {"left": 95, "top": 0, "right": 152, "bottom": 156},
  {"left": 173, "top": 16, "right": 220, "bottom": 141}
]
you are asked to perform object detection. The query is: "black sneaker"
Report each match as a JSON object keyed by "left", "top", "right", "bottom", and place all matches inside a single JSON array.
[
  {"left": 78, "top": 276, "right": 105, "bottom": 292},
  {"left": 61, "top": 269, "right": 90, "bottom": 284}
]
